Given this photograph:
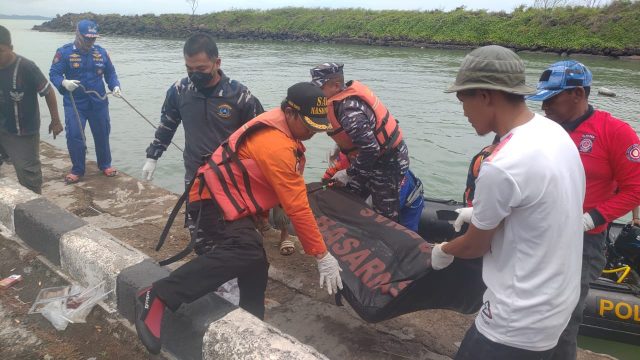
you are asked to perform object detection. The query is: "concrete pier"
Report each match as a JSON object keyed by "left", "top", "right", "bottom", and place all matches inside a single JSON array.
[{"left": 0, "top": 142, "right": 613, "bottom": 360}]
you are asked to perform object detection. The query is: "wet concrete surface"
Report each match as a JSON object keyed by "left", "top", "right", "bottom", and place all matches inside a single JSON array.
[{"left": 0, "top": 142, "right": 615, "bottom": 360}]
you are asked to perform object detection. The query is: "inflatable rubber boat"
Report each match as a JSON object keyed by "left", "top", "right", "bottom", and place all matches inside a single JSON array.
[{"left": 417, "top": 197, "right": 640, "bottom": 345}]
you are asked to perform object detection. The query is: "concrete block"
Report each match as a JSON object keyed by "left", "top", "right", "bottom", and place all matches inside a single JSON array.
[
  {"left": 117, "top": 259, "right": 170, "bottom": 323},
  {"left": 14, "top": 198, "right": 86, "bottom": 265},
  {"left": 0, "top": 178, "right": 40, "bottom": 233},
  {"left": 203, "top": 309, "right": 329, "bottom": 360},
  {"left": 117, "top": 259, "right": 237, "bottom": 360},
  {"left": 60, "top": 225, "right": 148, "bottom": 304},
  {"left": 163, "top": 293, "right": 237, "bottom": 360}
]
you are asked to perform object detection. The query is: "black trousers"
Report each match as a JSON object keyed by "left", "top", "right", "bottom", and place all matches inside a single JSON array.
[
  {"left": 154, "top": 200, "right": 269, "bottom": 320},
  {"left": 456, "top": 323, "right": 553, "bottom": 360},
  {"left": 550, "top": 232, "right": 606, "bottom": 360}
]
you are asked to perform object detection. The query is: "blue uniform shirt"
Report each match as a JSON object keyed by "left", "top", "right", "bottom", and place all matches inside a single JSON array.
[{"left": 49, "top": 43, "right": 120, "bottom": 109}]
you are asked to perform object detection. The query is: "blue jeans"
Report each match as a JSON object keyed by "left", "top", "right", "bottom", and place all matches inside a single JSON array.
[
  {"left": 64, "top": 104, "right": 112, "bottom": 176},
  {"left": 456, "top": 323, "right": 553, "bottom": 360}
]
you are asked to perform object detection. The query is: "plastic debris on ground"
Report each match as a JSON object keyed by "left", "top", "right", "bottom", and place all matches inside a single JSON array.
[
  {"left": 28, "top": 281, "right": 113, "bottom": 330},
  {"left": 0, "top": 274, "right": 23, "bottom": 288}
]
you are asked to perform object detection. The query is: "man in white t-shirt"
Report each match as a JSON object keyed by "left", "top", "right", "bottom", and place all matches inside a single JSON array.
[{"left": 432, "top": 45, "right": 586, "bottom": 359}]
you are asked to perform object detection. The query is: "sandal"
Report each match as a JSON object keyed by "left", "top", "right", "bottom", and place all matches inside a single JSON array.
[
  {"left": 103, "top": 167, "right": 118, "bottom": 177},
  {"left": 279, "top": 238, "right": 295, "bottom": 256},
  {"left": 64, "top": 173, "right": 81, "bottom": 185}
]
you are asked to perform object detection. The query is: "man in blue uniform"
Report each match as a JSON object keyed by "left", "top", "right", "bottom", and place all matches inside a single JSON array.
[{"left": 49, "top": 19, "right": 120, "bottom": 184}]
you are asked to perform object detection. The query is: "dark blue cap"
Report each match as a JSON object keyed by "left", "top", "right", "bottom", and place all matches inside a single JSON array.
[
  {"left": 527, "top": 60, "right": 593, "bottom": 101},
  {"left": 77, "top": 19, "right": 99, "bottom": 38},
  {"left": 310, "top": 63, "right": 344, "bottom": 87}
]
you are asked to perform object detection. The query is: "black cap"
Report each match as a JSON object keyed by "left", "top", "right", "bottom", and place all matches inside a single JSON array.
[{"left": 285, "top": 82, "right": 332, "bottom": 132}]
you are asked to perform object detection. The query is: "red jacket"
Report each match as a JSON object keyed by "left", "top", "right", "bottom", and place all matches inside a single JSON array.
[{"left": 570, "top": 109, "right": 640, "bottom": 234}]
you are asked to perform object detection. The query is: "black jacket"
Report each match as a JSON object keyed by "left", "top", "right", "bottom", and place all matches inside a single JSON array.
[{"left": 146, "top": 70, "right": 264, "bottom": 181}]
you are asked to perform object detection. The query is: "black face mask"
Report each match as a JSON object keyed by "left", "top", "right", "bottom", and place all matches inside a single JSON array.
[{"left": 188, "top": 71, "right": 214, "bottom": 90}]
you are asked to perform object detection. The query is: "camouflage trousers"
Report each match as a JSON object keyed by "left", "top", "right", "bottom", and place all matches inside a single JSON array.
[{"left": 347, "top": 142, "right": 409, "bottom": 221}]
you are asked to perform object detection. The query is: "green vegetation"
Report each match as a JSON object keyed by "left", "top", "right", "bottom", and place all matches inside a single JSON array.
[{"left": 36, "top": 1, "right": 640, "bottom": 56}]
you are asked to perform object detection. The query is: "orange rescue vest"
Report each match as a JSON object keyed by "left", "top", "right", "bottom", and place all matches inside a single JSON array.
[
  {"left": 327, "top": 81, "right": 403, "bottom": 156},
  {"left": 463, "top": 143, "right": 497, "bottom": 207},
  {"left": 190, "top": 108, "right": 306, "bottom": 221}
]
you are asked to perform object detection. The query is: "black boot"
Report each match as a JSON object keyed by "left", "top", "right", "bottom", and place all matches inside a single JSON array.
[{"left": 135, "top": 287, "right": 166, "bottom": 354}]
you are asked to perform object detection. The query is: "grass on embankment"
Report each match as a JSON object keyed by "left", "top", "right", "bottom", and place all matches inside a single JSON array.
[{"left": 37, "top": 1, "right": 640, "bottom": 56}]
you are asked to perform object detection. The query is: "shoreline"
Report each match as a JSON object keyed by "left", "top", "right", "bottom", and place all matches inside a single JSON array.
[
  {"left": 32, "top": 26, "right": 640, "bottom": 61},
  {"left": 32, "top": 7, "right": 640, "bottom": 59}
]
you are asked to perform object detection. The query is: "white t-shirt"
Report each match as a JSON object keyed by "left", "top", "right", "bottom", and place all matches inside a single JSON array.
[{"left": 472, "top": 114, "right": 585, "bottom": 351}]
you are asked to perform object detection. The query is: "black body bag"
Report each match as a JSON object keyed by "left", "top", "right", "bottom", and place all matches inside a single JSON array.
[{"left": 306, "top": 182, "right": 486, "bottom": 323}]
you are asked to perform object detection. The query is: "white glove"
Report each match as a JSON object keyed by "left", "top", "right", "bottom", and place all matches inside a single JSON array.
[
  {"left": 451, "top": 207, "right": 473, "bottom": 232},
  {"left": 583, "top": 213, "right": 595, "bottom": 232},
  {"left": 142, "top": 158, "right": 157, "bottom": 181},
  {"left": 431, "top": 242, "right": 455, "bottom": 270},
  {"left": 112, "top": 86, "right": 122, "bottom": 97},
  {"left": 316, "top": 252, "right": 343, "bottom": 295},
  {"left": 61, "top": 79, "right": 80, "bottom": 92},
  {"left": 331, "top": 169, "right": 352, "bottom": 186}
]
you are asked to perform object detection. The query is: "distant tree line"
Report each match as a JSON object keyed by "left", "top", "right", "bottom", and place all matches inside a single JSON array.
[
  {"left": 533, "top": 0, "right": 609, "bottom": 9},
  {"left": 37, "top": 1, "right": 640, "bottom": 57}
]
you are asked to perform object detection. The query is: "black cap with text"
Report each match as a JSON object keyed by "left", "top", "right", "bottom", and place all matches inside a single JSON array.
[{"left": 286, "top": 82, "right": 332, "bottom": 132}]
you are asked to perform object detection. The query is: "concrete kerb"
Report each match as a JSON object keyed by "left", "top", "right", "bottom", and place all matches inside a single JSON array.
[
  {"left": 203, "top": 309, "right": 330, "bottom": 360},
  {"left": 60, "top": 225, "right": 149, "bottom": 304},
  {"left": 0, "top": 178, "right": 40, "bottom": 233},
  {"left": 15, "top": 197, "right": 87, "bottom": 265},
  {"left": 0, "top": 178, "right": 329, "bottom": 359}
]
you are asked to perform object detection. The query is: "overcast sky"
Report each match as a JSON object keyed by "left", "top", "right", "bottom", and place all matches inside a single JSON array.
[{"left": 4, "top": 0, "right": 539, "bottom": 17}]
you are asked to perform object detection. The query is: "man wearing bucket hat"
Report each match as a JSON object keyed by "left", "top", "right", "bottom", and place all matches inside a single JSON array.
[
  {"left": 49, "top": 19, "right": 121, "bottom": 184},
  {"left": 310, "top": 63, "right": 410, "bottom": 223},
  {"left": 134, "top": 82, "right": 341, "bottom": 355},
  {"left": 431, "top": 45, "right": 585, "bottom": 358},
  {"left": 527, "top": 60, "right": 640, "bottom": 360}
]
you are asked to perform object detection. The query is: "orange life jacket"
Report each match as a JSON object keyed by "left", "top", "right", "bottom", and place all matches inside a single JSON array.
[
  {"left": 322, "top": 152, "right": 350, "bottom": 181},
  {"left": 463, "top": 143, "right": 497, "bottom": 207},
  {"left": 189, "top": 108, "right": 306, "bottom": 221},
  {"left": 327, "top": 81, "right": 403, "bottom": 156}
]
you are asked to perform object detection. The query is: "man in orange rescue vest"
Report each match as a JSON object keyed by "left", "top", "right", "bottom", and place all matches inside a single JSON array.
[
  {"left": 134, "top": 82, "right": 343, "bottom": 355},
  {"left": 311, "top": 63, "right": 410, "bottom": 223}
]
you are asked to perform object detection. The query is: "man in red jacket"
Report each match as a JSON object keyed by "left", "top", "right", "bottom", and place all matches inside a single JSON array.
[{"left": 528, "top": 60, "right": 640, "bottom": 360}]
